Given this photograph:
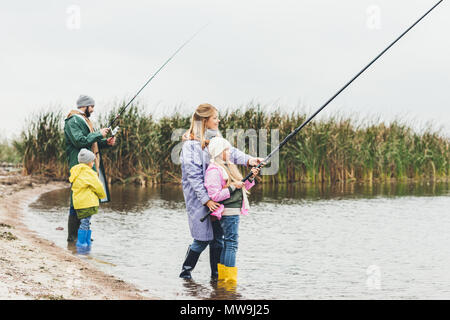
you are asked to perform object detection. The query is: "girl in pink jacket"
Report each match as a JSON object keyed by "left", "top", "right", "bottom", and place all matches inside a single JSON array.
[{"left": 204, "top": 137, "right": 261, "bottom": 284}]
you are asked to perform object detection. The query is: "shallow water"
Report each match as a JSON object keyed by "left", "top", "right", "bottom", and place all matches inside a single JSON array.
[{"left": 25, "top": 181, "right": 450, "bottom": 299}]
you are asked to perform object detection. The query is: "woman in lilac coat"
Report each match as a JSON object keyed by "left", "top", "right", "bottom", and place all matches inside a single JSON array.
[{"left": 179, "top": 103, "right": 262, "bottom": 280}]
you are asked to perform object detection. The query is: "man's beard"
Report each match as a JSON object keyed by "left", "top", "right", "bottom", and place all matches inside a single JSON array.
[{"left": 84, "top": 108, "right": 91, "bottom": 118}]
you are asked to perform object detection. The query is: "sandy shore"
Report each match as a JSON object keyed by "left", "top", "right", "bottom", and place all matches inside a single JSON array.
[{"left": 0, "top": 170, "right": 154, "bottom": 300}]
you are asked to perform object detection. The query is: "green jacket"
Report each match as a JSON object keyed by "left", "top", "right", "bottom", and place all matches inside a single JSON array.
[
  {"left": 76, "top": 206, "right": 99, "bottom": 219},
  {"left": 220, "top": 177, "right": 256, "bottom": 208},
  {"left": 221, "top": 187, "right": 244, "bottom": 208},
  {"left": 64, "top": 113, "right": 109, "bottom": 171}
]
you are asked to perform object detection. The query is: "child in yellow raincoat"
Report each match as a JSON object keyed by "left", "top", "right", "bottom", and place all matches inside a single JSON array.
[{"left": 69, "top": 148, "right": 106, "bottom": 252}]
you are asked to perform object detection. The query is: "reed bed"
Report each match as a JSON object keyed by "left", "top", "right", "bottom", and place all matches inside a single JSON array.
[
  {"left": 0, "top": 136, "right": 20, "bottom": 164},
  {"left": 16, "top": 110, "right": 67, "bottom": 178},
  {"left": 13, "top": 103, "right": 449, "bottom": 185}
]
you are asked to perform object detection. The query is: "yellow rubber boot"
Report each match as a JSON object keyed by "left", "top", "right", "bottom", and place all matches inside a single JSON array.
[
  {"left": 226, "top": 266, "right": 238, "bottom": 283},
  {"left": 217, "top": 264, "right": 228, "bottom": 292},
  {"left": 221, "top": 266, "right": 237, "bottom": 293},
  {"left": 217, "top": 263, "right": 226, "bottom": 280}
]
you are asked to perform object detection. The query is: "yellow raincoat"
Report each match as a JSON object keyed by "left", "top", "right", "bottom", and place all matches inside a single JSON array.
[{"left": 69, "top": 163, "right": 106, "bottom": 210}]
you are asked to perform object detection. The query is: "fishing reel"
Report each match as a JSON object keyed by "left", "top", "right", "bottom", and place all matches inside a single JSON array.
[{"left": 111, "top": 126, "right": 120, "bottom": 137}]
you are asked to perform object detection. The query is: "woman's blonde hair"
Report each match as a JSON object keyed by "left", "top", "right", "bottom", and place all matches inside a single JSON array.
[{"left": 183, "top": 103, "right": 218, "bottom": 149}]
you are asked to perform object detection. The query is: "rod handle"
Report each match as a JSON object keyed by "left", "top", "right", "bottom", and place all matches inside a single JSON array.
[{"left": 200, "top": 211, "right": 212, "bottom": 222}]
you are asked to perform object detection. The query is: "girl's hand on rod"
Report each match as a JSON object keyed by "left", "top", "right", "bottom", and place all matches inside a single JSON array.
[{"left": 250, "top": 167, "right": 261, "bottom": 178}]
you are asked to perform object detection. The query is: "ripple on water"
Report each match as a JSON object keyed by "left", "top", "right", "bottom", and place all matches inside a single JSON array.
[{"left": 25, "top": 182, "right": 450, "bottom": 299}]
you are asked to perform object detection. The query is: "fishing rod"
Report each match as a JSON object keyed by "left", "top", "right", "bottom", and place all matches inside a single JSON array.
[
  {"left": 107, "top": 23, "right": 209, "bottom": 136},
  {"left": 201, "top": 0, "right": 444, "bottom": 222}
]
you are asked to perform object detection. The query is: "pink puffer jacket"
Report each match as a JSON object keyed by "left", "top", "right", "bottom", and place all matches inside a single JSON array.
[{"left": 204, "top": 163, "right": 255, "bottom": 218}]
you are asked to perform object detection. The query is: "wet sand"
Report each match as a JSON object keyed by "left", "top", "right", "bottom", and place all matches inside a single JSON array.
[{"left": 0, "top": 170, "right": 154, "bottom": 300}]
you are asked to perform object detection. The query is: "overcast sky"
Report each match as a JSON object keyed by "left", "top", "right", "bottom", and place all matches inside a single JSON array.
[{"left": 0, "top": 0, "right": 448, "bottom": 140}]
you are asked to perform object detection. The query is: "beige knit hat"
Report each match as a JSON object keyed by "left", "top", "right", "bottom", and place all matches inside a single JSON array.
[{"left": 208, "top": 137, "right": 231, "bottom": 159}]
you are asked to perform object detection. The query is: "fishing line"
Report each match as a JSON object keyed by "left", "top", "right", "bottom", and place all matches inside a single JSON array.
[
  {"left": 201, "top": 0, "right": 444, "bottom": 222},
  {"left": 108, "top": 23, "right": 210, "bottom": 134}
]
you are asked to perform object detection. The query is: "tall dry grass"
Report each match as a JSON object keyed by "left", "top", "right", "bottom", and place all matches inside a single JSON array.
[
  {"left": 17, "top": 111, "right": 67, "bottom": 178},
  {"left": 13, "top": 103, "right": 449, "bottom": 185}
]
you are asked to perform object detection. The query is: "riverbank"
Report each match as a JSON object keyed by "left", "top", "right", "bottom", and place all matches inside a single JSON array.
[{"left": 0, "top": 171, "right": 154, "bottom": 300}]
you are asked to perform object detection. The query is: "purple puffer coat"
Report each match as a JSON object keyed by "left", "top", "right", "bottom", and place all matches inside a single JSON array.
[{"left": 180, "top": 140, "right": 250, "bottom": 241}]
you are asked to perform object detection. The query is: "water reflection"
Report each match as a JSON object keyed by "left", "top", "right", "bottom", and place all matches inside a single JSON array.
[
  {"left": 181, "top": 279, "right": 243, "bottom": 300},
  {"left": 253, "top": 180, "right": 449, "bottom": 202},
  {"left": 29, "top": 181, "right": 450, "bottom": 213},
  {"left": 26, "top": 181, "right": 450, "bottom": 300}
]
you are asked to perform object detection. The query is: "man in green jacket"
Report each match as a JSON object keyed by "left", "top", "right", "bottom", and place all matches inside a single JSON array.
[{"left": 64, "top": 95, "right": 117, "bottom": 242}]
